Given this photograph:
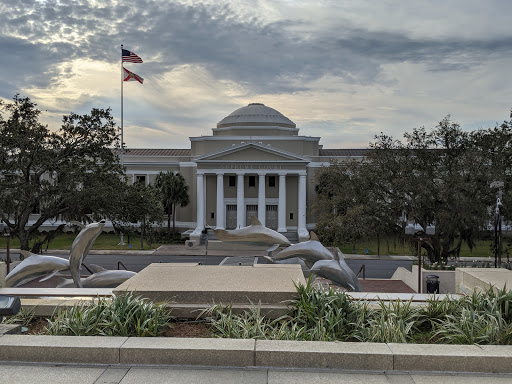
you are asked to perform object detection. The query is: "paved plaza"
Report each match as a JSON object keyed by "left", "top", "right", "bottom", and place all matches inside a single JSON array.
[{"left": 1, "top": 364, "right": 512, "bottom": 384}]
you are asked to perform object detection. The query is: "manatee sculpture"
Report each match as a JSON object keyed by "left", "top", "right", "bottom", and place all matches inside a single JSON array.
[
  {"left": 5, "top": 254, "right": 70, "bottom": 288},
  {"left": 69, "top": 220, "right": 106, "bottom": 288},
  {"left": 274, "top": 232, "right": 333, "bottom": 268},
  {"left": 211, "top": 216, "right": 290, "bottom": 251}
]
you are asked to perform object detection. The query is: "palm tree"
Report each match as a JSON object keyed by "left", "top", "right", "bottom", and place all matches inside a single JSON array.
[{"left": 155, "top": 171, "right": 190, "bottom": 236}]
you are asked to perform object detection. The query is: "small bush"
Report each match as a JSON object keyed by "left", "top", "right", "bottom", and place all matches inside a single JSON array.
[
  {"left": 203, "top": 282, "right": 512, "bottom": 345},
  {"left": 44, "top": 293, "right": 172, "bottom": 337}
]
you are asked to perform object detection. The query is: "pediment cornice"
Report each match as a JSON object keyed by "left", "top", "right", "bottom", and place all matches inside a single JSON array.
[{"left": 193, "top": 142, "right": 309, "bottom": 163}]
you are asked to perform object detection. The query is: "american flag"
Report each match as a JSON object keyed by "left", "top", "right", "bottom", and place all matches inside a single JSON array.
[{"left": 122, "top": 49, "right": 143, "bottom": 63}]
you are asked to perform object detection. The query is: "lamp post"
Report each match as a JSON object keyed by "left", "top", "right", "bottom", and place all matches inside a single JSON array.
[
  {"left": 406, "top": 223, "right": 435, "bottom": 293},
  {"left": 491, "top": 181, "right": 504, "bottom": 268}
]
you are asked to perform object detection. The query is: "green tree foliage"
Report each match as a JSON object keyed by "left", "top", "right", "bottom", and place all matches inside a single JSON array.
[
  {"left": 0, "top": 95, "right": 123, "bottom": 250},
  {"left": 314, "top": 113, "right": 512, "bottom": 262},
  {"left": 155, "top": 171, "right": 190, "bottom": 235},
  {"left": 107, "top": 182, "right": 163, "bottom": 249}
]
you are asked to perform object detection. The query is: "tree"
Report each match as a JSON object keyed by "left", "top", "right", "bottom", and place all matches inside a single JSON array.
[
  {"left": 155, "top": 171, "right": 190, "bottom": 236},
  {"left": 314, "top": 113, "right": 512, "bottom": 263},
  {"left": 108, "top": 183, "right": 163, "bottom": 249},
  {"left": 0, "top": 95, "right": 123, "bottom": 250}
]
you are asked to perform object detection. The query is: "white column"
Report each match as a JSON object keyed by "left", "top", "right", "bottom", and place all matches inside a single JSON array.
[
  {"left": 236, "top": 173, "right": 245, "bottom": 228},
  {"left": 298, "top": 172, "right": 308, "bottom": 240},
  {"left": 278, "top": 173, "right": 287, "bottom": 232},
  {"left": 194, "top": 172, "right": 205, "bottom": 234},
  {"left": 216, "top": 173, "right": 224, "bottom": 229},
  {"left": 258, "top": 173, "right": 266, "bottom": 225},
  {"left": 203, "top": 174, "right": 207, "bottom": 224},
  {"left": 146, "top": 173, "right": 149, "bottom": 185}
]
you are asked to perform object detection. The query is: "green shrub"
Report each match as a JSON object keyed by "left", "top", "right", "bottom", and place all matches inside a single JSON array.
[
  {"left": 44, "top": 293, "right": 172, "bottom": 337},
  {"left": 433, "top": 308, "right": 512, "bottom": 345},
  {"left": 203, "top": 283, "right": 512, "bottom": 344},
  {"left": 352, "top": 299, "right": 419, "bottom": 343}
]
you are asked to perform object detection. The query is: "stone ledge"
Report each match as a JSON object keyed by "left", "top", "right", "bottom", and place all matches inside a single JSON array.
[
  {"left": 0, "top": 324, "right": 22, "bottom": 335},
  {"left": 388, "top": 343, "right": 512, "bottom": 373},
  {"left": 0, "top": 335, "right": 510, "bottom": 373},
  {"left": 0, "top": 335, "right": 127, "bottom": 364},
  {"left": 255, "top": 340, "right": 393, "bottom": 370},
  {"left": 120, "top": 337, "right": 255, "bottom": 366}
]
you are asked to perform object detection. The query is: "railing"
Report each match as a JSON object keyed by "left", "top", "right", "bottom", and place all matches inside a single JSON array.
[
  {"left": 357, "top": 264, "right": 366, "bottom": 279},
  {"left": 118, "top": 261, "right": 128, "bottom": 270}
]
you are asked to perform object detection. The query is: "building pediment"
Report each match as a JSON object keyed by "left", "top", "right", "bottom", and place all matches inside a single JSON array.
[{"left": 193, "top": 143, "right": 309, "bottom": 163}]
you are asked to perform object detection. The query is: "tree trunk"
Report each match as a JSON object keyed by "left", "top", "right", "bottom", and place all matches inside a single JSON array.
[
  {"left": 167, "top": 212, "right": 171, "bottom": 236},
  {"left": 18, "top": 231, "right": 30, "bottom": 251},
  {"left": 377, "top": 233, "right": 380, "bottom": 257}
]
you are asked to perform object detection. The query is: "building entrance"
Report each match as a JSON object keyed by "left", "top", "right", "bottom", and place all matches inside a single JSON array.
[
  {"left": 266, "top": 205, "right": 278, "bottom": 229},
  {"left": 226, "top": 205, "right": 237, "bottom": 229},
  {"left": 246, "top": 205, "right": 258, "bottom": 226}
]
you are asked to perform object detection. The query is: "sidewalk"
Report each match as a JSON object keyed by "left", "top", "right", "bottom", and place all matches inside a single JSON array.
[{"left": 1, "top": 363, "right": 511, "bottom": 384}]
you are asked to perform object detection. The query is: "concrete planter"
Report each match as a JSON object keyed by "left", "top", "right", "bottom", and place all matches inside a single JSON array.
[{"left": 392, "top": 265, "right": 455, "bottom": 294}]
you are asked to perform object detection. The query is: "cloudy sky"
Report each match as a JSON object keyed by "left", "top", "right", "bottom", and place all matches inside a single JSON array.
[{"left": 1, "top": 0, "right": 511, "bottom": 149}]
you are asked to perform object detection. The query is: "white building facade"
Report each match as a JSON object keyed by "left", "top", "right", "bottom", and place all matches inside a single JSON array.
[{"left": 123, "top": 103, "right": 366, "bottom": 244}]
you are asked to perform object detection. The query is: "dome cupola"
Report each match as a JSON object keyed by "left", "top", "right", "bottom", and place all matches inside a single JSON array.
[{"left": 213, "top": 103, "right": 298, "bottom": 136}]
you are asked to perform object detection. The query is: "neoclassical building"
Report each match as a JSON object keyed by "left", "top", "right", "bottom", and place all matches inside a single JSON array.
[{"left": 123, "top": 103, "right": 364, "bottom": 244}]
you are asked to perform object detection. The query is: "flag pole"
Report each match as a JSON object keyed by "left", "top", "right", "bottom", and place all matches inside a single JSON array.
[
  {"left": 119, "top": 44, "right": 126, "bottom": 245},
  {"left": 121, "top": 44, "right": 124, "bottom": 169}
]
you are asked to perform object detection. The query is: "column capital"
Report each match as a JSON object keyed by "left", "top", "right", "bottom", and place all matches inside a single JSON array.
[
  {"left": 196, "top": 169, "right": 206, "bottom": 175},
  {"left": 216, "top": 172, "right": 225, "bottom": 176}
]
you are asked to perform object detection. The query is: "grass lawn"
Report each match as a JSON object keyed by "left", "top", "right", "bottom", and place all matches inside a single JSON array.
[
  {"left": 0, "top": 231, "right": 504, "bottom": 257},
  {"left": 337, "top": 236, "right": 501, "bottom": 258}
]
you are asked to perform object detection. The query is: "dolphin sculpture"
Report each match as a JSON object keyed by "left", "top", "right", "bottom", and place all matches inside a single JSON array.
[
  {"left": 274, "top": 232, "right": 333, "bottom": 268},
  {"left": 69, "top": 220, "right": 106, "bottom": 288},
  {"left": 263, "top": 256, "right": 312, "bottom": 278},
  {"left": 310, "top": 258, "right": 362, "bottom": 292},
  {"left": 333, "top": 247, "right": 362, "bottom": 292},
  {"left": 211, "top": 216, "right": 290, "bottom": 250},
  {"left": 5, "top": 254, "right": 70, "bottom": 287},
  {"left": 57, "top": 269, "right": 136, "bottom": 288}
]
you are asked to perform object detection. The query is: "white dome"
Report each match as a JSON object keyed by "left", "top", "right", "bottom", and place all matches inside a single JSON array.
[{"left": 217, "top": 103, "right": 296, "bottom": 129}]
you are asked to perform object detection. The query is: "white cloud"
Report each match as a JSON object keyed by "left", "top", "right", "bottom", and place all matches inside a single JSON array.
[{"left": 1, "top": 0, "right": 511, "bottom": 150}]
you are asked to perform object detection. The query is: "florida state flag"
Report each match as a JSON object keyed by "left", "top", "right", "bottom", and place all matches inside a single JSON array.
[{"left": 123, "top": 67, "right": 144, "bottom": 84}]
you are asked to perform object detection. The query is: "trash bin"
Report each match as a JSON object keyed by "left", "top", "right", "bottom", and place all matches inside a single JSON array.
[{"left": 426, "top": 275, "right": 440, "bottom": 294}]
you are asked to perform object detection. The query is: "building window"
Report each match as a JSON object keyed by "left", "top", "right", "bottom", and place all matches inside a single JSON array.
[
  {"left": 268, "top": 176, "right": 276, "bottom": 187},
  {"left": 248, "top": 175, "right": 256, "bottom": 187},
  {"left": 135, "top": 175, "right": 146, "bottom": 184},
  {"left": 211, "top": 212, "right": 215, "bottom": 219},
  {"left": 229, "top": 175, "right": 236, "bottom": 187},
  {"left": 290, "top": 213, "right": 294, "bottom": 220}
]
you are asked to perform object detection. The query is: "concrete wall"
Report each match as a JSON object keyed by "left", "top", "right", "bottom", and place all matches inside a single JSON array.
[
  {"left": 392, "top": 266, "right": 455, "bottom": 294},
  {"left": 455, "top": 268, "right": 512, "bottom": 295}
]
